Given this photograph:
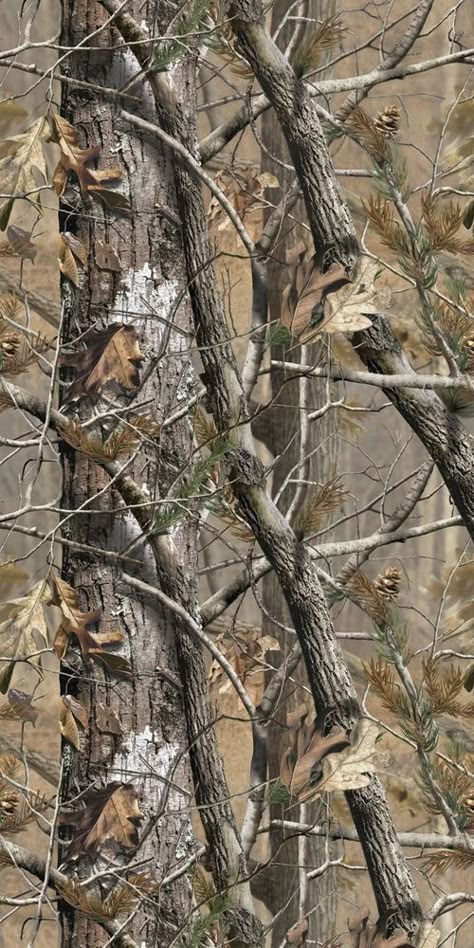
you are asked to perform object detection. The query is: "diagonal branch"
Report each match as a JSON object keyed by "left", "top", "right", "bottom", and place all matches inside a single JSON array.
[{"left": 353, "top": 315, "right": 474, "bottom": 542}]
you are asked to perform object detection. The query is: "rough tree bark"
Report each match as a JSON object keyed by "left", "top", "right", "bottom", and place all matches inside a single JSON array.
[
  {"left": 59, "top": 3, "right": 195, "bottom": 944},
  {"left": 60, "top": 3, "right": 261, "bottom": 946}
]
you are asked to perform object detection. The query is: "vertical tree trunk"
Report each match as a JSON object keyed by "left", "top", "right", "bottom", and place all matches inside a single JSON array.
[
  {"left": 259, "top": 3, "right": 340, "bottom": 944},
  {"left": 59, "top": 3, "right": 196, "bottom": 943}
]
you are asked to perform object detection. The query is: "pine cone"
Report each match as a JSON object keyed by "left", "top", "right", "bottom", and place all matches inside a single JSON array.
[
  {"left": 374, "top": 566, "right": 401, "bottom": 599},
  {"left": 0, "top": 789, "right": 18, "bottom": 815},
  {"left": 374, "top": 104, "right": 400, "bottom": 138}
]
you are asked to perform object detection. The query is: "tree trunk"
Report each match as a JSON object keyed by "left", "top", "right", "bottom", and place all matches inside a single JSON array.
[
  {"left": 59, "top": 2, "right": 196, "bottom": 943},
  {"left": 257, "top": 3, "right": 341, "bottom": 944}
]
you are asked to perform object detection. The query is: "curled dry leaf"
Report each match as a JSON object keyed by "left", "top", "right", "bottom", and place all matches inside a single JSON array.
[
  {"left": 61, "top": 323, "right": 144, "bottom": 400},
  {"left": 58, "top": 235, "right": 79, "bottom": 286},
  {"left": 59, "top": 698, "right": 81, "bottom": 750},
  {"left": 49, "top": 112, "right": 125, "bottom": 207},
  {"left": 0, "top": 579, "right": 52, "bottom": 693},
  {"left": 281, "top": 241, "right": 351, "bottom": 338},
  {"left": 52, "top": 576, "right": 130, "bottom": 675},
  {"left": 60, "top": 782, "right": 143, "bottom": 857},
  {"left": 208, "top": 167, "right": 279, "bottom": 241},
  {"left": 208, "top": 627, "right": 280, "bottom": 699},
  {"left": 280, "top": 704, "right": 350, "bottom": 798},
  {"left": 0, "top": 225, "right": 37, "bottom": 262},
  {"left": 7, "top": 688, "right": 38, "bottom": 725},
  {"left": 0, "top": 116, "right": 49, "bottom": 228},
  {"left": 302, "top": 719, "right": 381, "bottom": 801},
  {"left": 309, "top": 257, "right": 391, "bottom": 340},
  {"left": 63, "top": 694, "right": 88, "bottom": 728}
]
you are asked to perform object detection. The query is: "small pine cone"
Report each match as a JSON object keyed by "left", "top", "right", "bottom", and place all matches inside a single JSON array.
[
  {"left": 374, "top": 566, "right": 401, "bottom": 600},
  {"left": 374, "top": 104, "right": 400, "bottom": 138},
  {"left": 0, "top": 331, "right": 19, "bottom": 357},
  {"left": 0, "top": 790, "right": 18, "bottom": 815}
]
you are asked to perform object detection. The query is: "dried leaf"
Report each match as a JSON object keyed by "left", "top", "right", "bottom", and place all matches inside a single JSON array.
[
  {"left": 61, "top": 323, "right": 144, "bottom": 400},
  {"left": 51, "top": 576, "right": 130, "bottom": 674},
  {"left": 88, "top": 187, "right": 130, "bottom": 212},
  {"left": 281, "top": 241, "right": 351, "bottom": 338},
  {"left": 49, "top": 113, "right": 121, "bottom": 198},
  {"left": 96, "top": 703, "right": 122, "bottom": 735},
  {"left": 95, "top": 240, "right": 121, "bottom": 271},
  {"left": 7, "top": 688, "right": 38, "bottom": 725},
  {"left": 63, "top": 231, "right": 87, "bottom": 266},
  {"left": 209, "top": 627, "right": 280, "bottom": 698},
  {"left": 308, "top": 257, "right": 391, "bottom": 340},
  {"left": 0, "top": 225, "right": 37, "bottom": 261},
  {"left": 60, "top": 782, "right": 143, "bottom": 856},
  {"left": 208, "top": 167, "right": 279, "bottom": 241},
  {"left": 58, "top": 235, "right": 79, "bottom": 285},
  {"left": 280, "top": 707, "right": 350, "bottom": 798},
  {"left": 0, "top": 117, "right": 49, "bottom": 227},
  {"left": 59, "top": 698, "right": 81, "bottom": 750},
  {"left": 299, "top": 720, "right": 380, "bottom": 802},
  {"left": 0, "top": 580, "right": 52, "bottom": 692},
  {"left": 63, "top": 694, "right": 88, "bottom": 728}
]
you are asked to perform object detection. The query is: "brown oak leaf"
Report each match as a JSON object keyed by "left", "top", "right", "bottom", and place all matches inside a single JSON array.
[
  {"left": 281, "top": 241, "right": 350, "bottom": 338},
  {"left": 60, "top": 783, "right": 143, "bottom": 856},
  {"left": 61, "top": 323, "right": 144, "bottom": 401},
  {"left": 52, "top": 576, "right": 130, "bottom": 675},
  {"left": 49, "top": 113, "right": 122, "bottom": 197}
]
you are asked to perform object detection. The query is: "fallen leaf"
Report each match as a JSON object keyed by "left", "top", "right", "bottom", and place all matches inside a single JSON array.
[
  {"left": 49, "top": 113, "right": 106, "bottom": 194},
  {"left": 61, "top": 323, "right": 144, "bottom": 400},
  {"left": 62, "top": 694, "right": 88, "bottom": 728},
  {"left": 95, "top": 240, "right": 121, "bottom": 271},
  {"left": 303, "top": 719, "right": 381, "bottom": 800},
  {"left": 2, "top": 225, "right": 37, "bottom": 262},
  {"left": 59, "top": 698, "right": 81, "bottom": 750},
  {"left": 308, "top": 257, "right": 391, "bottom": 340},
  {"left": 60, "top": 782, "right": 143, "bottom": 856},
  {"left": 88, "top": 187, "right": 130, "bottom": 212},
  {"left": 0, "top": 580, "right": 52, "bottom": 692},
  {"left": 281, "top": 241, "right": 350, "bottom": 338},
  {"left": 280, "top": 705, "right": 350, "bottom": 797},
  {"left": 63, "top": 231, "right": 87, "bottom": 266},
  {"left": 208, "top": 167, "right": 279, "bottom": 241},
  {"left": 58, "top": 235, "right": 79, "bottom": 285},
  {"left": 52, "top": 575, "right": 102, "bottom": 661},
  {"left": 52, "top": 576, "right": 130, "bottom": 674},
  {"left": 0, "top": 117, "right": 49, "bottom": 227},
  {"left": 209, "top": 627, "right": 280, "bottom": 698},
  {"left": 96, "top": 702, "right": 122, "bottom": 735},
  {"left": 7, "top": 689, "right": 38, "bottom": 725}
]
